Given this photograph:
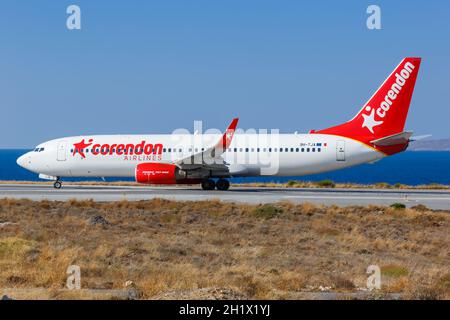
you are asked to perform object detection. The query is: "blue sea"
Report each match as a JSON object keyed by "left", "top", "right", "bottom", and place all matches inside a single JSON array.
[{"left": 2, "top": 149, "right": 450, "bottom": 185}]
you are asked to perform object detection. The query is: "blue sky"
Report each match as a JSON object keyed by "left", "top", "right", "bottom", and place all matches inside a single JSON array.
[{"left": 0, "top": 0, "right": 449, "bottom": 148}]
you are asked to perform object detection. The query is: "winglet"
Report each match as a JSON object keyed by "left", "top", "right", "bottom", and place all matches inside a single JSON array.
[{"left": 217, "top": 118, "right": 239, "bottom": 151}]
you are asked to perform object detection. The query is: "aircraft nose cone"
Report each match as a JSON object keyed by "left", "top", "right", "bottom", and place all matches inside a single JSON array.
[{"left": 16, "top": 154, "right": 29, "bottom": 169}]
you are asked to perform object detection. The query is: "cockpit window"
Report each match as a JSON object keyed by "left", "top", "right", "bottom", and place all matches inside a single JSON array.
[
  {"left": 39, "top": 148, "right": 45, "bottom": 152},
  {"left": 34, "top": 147, "right": 45, "bottom": 152}
]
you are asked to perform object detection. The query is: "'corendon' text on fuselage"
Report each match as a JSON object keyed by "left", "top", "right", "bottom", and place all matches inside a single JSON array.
[{"left": 90, "top": 141, "right": 163, "bottom": 156}]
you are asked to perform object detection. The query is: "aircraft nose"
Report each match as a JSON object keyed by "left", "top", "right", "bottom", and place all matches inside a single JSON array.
[{"left": 16, "top": 153, "right": 30, "bottom": 169}]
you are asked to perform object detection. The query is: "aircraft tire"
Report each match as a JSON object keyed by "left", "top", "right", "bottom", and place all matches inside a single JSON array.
[
  {"left": 216, "top": 179, "right": 230, "bottom": 191},
  {"left": 201, "top": 179, "right": 216, "bottom": 190}
]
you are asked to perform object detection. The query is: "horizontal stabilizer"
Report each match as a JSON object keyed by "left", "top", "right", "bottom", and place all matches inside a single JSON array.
[
  {"left": 409, "top": 134, "right": 432, "bottom": 142},
  {"left": 370, "top": 131, "right": 413, "bottom": 146}
]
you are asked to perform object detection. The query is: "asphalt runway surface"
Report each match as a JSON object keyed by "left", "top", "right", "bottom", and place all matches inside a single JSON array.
[{"left": 0, "top": 184, "right": 449, "bottom": 209}]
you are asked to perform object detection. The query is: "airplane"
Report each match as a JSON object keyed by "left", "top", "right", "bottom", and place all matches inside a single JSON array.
[{"left": 17, "top": 57, "right": 421, "bottom": 191}]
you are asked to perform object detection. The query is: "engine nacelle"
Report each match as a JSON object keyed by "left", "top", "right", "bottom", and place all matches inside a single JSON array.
[{"left": 135, "top": 163, "right": 186, "bottom": 184}]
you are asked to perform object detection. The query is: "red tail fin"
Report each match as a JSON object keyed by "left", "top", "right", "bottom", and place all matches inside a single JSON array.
[{"left": 317, "top": 57, "right": 421, "bottom": 148}]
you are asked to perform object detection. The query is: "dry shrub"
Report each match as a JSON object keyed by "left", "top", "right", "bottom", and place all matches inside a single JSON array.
[
  {"left": 404, "top": 283, "right": 446, "bottom": 300},
  {"left": 234, "top": 275, "right": 269, "bottom": 298},
  {"left": 410, "top": 204, "right": 429, "bottom": 212},
  {"left": 381, "top": 265, "right": 409, "bottom": 278},
  {"left": 272, "top": 271, "right": 308, "bottom": 292},
  {"left": 385, "top": 277, "right": 409, "bottom": 292},
  {"left": 252, "top": 204, "right": 282, "bottom": 220},
  {"left": 331, "top": 276, "right": 355, "bottom": 290},
  {"left": 0, "top": 237, "right": 37, "bottom": 259},
  {"left": 311, "top": 219, "right": 340, "bottom": 237},
  {"left": 296, "top": 202, "right": 318, "bottom": 216}
]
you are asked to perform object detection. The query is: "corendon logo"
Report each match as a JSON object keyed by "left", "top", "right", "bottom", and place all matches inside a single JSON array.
[
  {"left": 72, "top": 139, "right": 163, "bottom": 159},
  {"left": 361, "top": 61, "right": 415, "bottom": 134},
  {"left": 73, "top": 139, "right": 93, "bottom": 158}
]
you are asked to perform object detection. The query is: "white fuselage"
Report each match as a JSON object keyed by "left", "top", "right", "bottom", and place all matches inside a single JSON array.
[{"left": 17, "top": 133, "right": 384, "bottom": 179}]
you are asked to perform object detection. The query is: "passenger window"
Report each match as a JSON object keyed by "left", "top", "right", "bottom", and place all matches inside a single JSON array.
[
  {"left": 296, "top": 148, "right": 299, "bottom": 152},
  {"left": 318, "top": 148, "right": 321, "bottom": 152},
  {"left": 312, "top": 148, "right": 315, "bottom": 152},
  {"left": 234, "top": 148, "right": 237, "bottom": 152},
  {"left": 307, "top": 148, "right": 310, "bottom": 152},
  {"left": 268, "top": 148, "right": 272, "bottom": 152},
  {"left": 290, "top": 148, "right": 294, "bottom": 152},
  {"left": 301, "top": 148, "right": 305, "bottom": 152}
]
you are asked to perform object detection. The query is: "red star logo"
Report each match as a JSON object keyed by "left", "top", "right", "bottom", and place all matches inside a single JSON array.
[{"left": 73, "top": 139, "right": 93, "bottom": 158}]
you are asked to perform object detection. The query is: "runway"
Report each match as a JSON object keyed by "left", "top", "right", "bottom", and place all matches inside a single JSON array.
[{"left": 0, "top": 184, "right": 449, "bottom": 209}]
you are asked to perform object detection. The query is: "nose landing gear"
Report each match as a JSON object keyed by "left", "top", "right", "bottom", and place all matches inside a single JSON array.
[{"left": 53, "top": 178, "right": 62, "bottom": 189}]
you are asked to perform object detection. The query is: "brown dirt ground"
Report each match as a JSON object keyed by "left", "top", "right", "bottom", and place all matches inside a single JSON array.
[{"left": 0, "top": 198, "right": 448, "bottom": 300}]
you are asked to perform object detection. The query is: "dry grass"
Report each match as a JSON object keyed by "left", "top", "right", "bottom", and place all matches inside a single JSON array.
[
  {"left": 0, "top": 198, "right": 448, "bottom": 300},
  {"left": 243, "top": 180, "right": 450, "bottom": 190},
  {"left": 0, "top": 180, "right": 449, "bottom": 189}
]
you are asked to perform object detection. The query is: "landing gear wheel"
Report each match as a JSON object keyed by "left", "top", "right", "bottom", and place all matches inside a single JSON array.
[
  {"left": 201, "top": 179, "right": 216, "bottom": 190},
  {"left": 216, "top": 179, "right": 230, "bottom": 191},
  {"left": 53, "top": 181, "right": 62, "bottom": 189}
]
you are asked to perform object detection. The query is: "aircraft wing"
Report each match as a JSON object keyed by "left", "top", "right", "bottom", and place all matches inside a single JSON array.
[{"left": 174, "top": 118, "right": 239, "bottom": 173}]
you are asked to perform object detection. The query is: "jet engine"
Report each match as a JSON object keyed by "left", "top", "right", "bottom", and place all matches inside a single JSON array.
[{"left": 135, "top": 163, "right": 188, "bottom": 184}]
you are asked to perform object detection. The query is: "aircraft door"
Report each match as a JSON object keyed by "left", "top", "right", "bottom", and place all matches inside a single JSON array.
[
  {"left": 336, "top": 140, "right": 345, "bottom": 161},
  {"left": 57, "top": 141, "right": 67, "bottom": 161}
]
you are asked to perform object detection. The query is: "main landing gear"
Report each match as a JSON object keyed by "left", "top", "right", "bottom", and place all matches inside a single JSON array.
[
  {"left": 53, "top": 178, "right": 62, "bottom": 189},
  {"left": 201, "top": 179, "right": 230, "bottom": 191},
  {"left": 216, "top": 179, "right": 230, "bottom": 191}
]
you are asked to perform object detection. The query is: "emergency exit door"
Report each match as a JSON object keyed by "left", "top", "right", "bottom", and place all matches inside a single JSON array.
[{"left": 336, "top": 140, "right": 345, "bottom": 161}]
